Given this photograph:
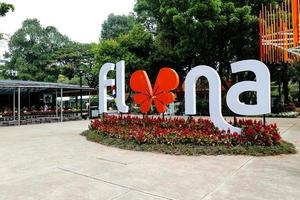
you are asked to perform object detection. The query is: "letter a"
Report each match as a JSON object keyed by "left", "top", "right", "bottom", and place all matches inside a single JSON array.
[{"left": 226, "top": 60, "right": 270, "bottom": 115}]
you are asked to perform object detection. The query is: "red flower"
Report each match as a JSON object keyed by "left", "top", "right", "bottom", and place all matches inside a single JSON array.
[
  {"left": 246, "top": 127, "right": 255, "bottom": 136},
  {"left": 138, "top": 131, "right": 143, "bottom": 143},
  {"left": 89, "top": 116, "right": 281, "bottom": 146},
  {"left": 272, "top": 133, "right": 281, "bottom": 141},
  {"left": 91, "top": 119, "right": 100, "bottom": 129},
  {"left": 183, "top": 129, "right": 189, "bottom": 136},
  {"left": 232, "top": 132, "right": 239, "bottom": 138}
]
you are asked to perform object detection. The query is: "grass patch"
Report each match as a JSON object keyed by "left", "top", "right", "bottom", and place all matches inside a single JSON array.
[{"left": 81, "top": 130, "right": 297, "bottom": 156}]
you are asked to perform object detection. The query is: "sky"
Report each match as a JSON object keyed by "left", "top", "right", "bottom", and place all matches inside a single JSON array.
[{"left": 0, "top": 0, "right": 135, "bottom": 58}]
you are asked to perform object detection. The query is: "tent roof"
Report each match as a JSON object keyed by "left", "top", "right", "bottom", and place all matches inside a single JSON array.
[
  {"left": 0, "top": 80, "right": 95, "bottom": 95},
  {"left": 0, "top": 80, "right": 94, "bottom": 90}
]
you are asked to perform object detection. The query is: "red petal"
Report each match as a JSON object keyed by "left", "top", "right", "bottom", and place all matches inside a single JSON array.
[
  {"left": 155, "top": 92, "right": 175, "bottom": 105},
  {"left": 133, "top": 93, "right": 150, "bottom": 104},
  {"left": 140, "top": 99, "right": 152, "bottom": 113},
  {"left": 153, "top": 68, "right": 179, "bottom": 95},
  {"left": 130, "top": 70, "right": 153, "bottom": 96},
  {"left": 153, "top": 99, "right": 167, "bottom": 113}
]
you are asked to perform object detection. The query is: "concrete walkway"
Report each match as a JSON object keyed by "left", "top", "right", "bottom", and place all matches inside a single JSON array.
[{"left": 0, "top": 118, "right": 299, "bottom": 200}]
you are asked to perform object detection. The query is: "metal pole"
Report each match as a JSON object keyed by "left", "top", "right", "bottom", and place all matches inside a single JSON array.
[
  {"left": 80, "top": 70, "right": 83, "bottom": 118},
  {"left": 56, "top": 89, "right": 58, "bottom": 118},
  {"left": 60, "top": 88, "right": 63, "bottom": 122},
  {"left": 13, "top": 88, "right": 15, "bottom": 121},
  {"left": 28, "top": 90, "right": 30, "bottom": 110},
  {"left": 233, "top": 115, "right": 237, "bottom": 126},
  {"left": 75, "top": 96, "right": 78, "bottom": 109},
  {"left": 88, "top": 91, "right": 91, "bottom": 119},
  {"left": 18, "top": 87, "right": 20, "bottom": 126}
]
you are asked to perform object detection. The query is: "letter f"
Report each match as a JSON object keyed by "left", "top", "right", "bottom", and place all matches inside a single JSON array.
[{"left": 99, "top": 61, "right": 128, "bottom": 114}]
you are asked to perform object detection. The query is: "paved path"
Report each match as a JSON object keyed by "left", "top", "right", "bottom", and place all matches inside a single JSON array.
[{"left": 0, "top": 118, "right": 299, "bottom": 200}]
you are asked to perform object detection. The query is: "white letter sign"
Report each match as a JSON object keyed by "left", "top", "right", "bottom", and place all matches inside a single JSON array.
[
  {"left": 185, "top": 65, "right": 241, "bottom": 133},
  {"left": 226, "top": 60, "right": 271, "bottom": 115},
  {"left": 99, "top": 59, "right": 271, "bottom": 134},
  {"left": 99, "top": 61, "right": 128, "bottom": 114},
  {"left": 116, "top": 61, "right": 129, "bottom": 113},
  {"left": 99, "top": 63, "right": 115, "bottom": 114}
]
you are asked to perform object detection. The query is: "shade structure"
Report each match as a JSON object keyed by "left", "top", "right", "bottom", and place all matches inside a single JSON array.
[
  {"left": 0, "top": 80, "right": 93, "bottom": 89},
  {"left": 0, "top": 80, "right": 95, "bottom": 126}
]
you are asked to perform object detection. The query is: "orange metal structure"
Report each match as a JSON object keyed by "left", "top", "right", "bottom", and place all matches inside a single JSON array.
[{"left": 259, "top": 0, "right": 300, "bottom": 63}]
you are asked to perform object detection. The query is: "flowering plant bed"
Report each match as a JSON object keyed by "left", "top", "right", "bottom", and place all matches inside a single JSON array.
[{"left": 82, "top": 115, "right": 296, "bottom": 156}]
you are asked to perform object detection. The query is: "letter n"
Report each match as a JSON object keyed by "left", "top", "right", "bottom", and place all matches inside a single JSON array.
[{"left": 185, "top": 65, "right": 241, "bottom": 133}]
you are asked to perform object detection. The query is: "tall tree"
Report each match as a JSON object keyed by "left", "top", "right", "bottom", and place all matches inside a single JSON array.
[
  {"left": 0, "top": 2, "right": 14, "bottom": 40},
  {"left": 94, "top": 24, "right": 153, "bottom": 84},
  {"left": 134, "top": 0, "right": 278, "bottom": 84},
  {"left": 96, "top": 13, "right": 153, "bottom": 77},
  {"left": 0, "top": 2, "right": 14, "bottom": 17},
  {"left": 101, "top": 14, "right": 137, "bottom": 40},
  {"left": 2, "top": 18, "right": 96, "bottom": 85},
  {"left": 3, "top": 19, "right": 73, "bottom": 81},
  {"left": 56, "top": 43, "right": 97, "bottom": 87}
]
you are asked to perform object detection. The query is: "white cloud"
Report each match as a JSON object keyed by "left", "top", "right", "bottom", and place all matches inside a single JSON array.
[{"left": 0, "top": 0, "right": 135, "bottom": 57}]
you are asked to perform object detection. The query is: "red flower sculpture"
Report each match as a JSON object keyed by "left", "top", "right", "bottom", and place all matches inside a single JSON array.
[{"left": 130, "top": 68, "right": 179, "bottom": 113}]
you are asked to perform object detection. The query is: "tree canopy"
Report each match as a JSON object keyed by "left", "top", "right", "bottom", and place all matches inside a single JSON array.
[
  {"left": 2, "top": 0, "right": 294, "bottom": 99},
  {"left": 101, "top": 14, "right": 137, "bottom": 40},
  {"left": 130, "top": 0, "right": 284, "bottom": 96},
  {"left": 2, "top": 19, "right": 96, "bottom": 86},
  {"left": 133, "top": 0, "right": 274, "bottom": 75},
  {"left": 0, "top": 2, "right": 14, "bottom": 17},
  {"left": 0, "top": 2, "right": 14, "bottom": 40},
  {"left": 94, "top": 24, "right": 153, "bottom": 80}
]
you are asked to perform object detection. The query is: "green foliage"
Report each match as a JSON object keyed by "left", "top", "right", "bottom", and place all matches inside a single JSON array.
[
  {"left": 1, "top": 0, "right": 287, "bottom": 94},
  {"left": 223, "top": 0, "right": 279, "bottom": 15},
  {"left": 94, "top": 24, "right": 153, "bottom": 80},
  {"left": 96, "top": 14, "right": 154, "bottom": 83},
  {"left": 0, "top": 2, "right": 14, "bottom": 17},
  {"left": 54, "top": 42, "right": 97, "bottom": 87},
  {"left": 289, "top": 63, "right": 300, "bottom": 104},
  {"left": 2, "top": 19, "right": 96, "bottom": 87},
  {"left": 57, "top": 74, "right": 87, "bottom": 85},
  {"left": 134, "top": 0, "right": 281, "bottom": 85},
  {"left": 101, "top": 14, "right": 137, "bottom": 40},
  {"left": 3, "top": 19, "right": 72, "bottom": 81},
  {"left": 0, "top": 2, "right": 14, "bottom": 40},
  {"left": 289, "top": 63, "right": 300, "bottom": 83},
  {"left": 135, "top": 1, "right": 251, "bottom": 68},
  {"left": 92, "top": 1, "right": 282, "bottom": 88}
]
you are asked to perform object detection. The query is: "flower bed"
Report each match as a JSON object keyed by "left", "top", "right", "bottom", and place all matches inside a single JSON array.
[{"left": 82, "top": 115, "right": 296, "bottom": 156}]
